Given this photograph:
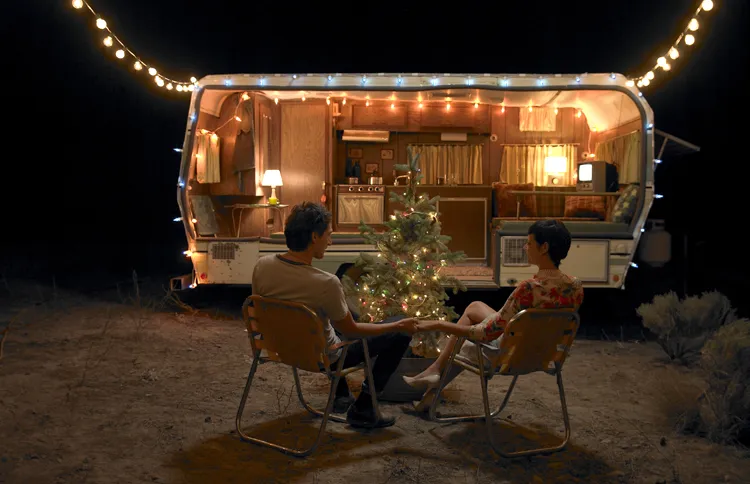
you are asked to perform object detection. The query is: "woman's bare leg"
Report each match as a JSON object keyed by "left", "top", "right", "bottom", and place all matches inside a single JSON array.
[{"left": 410, "top": 301, "right": 496, "bottom": 379}]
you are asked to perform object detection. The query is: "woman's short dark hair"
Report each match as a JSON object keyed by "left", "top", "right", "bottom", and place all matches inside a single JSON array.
[
  {"left": 284, "top": 202, "right": 332, "bottom": 252},
  {"left": 528, "top": 219, "right": 572, "bottom": 268}
]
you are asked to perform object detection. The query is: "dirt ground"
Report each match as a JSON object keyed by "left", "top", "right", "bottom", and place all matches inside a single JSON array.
[{"left": 1, "top": 281, "right": 748, "bottom": 484}]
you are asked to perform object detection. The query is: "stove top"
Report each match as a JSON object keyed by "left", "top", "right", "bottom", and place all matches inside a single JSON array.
[{"left": 337, "top": 184, "right": 385, "bottom": 193}]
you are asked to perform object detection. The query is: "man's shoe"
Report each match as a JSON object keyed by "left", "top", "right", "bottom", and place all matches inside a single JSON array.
[
  {"left": 332, "top": 395, "right": 355, "bottom": 414},
  {"left": 346, "top": 405, "right": 396, "bottom": 429}
]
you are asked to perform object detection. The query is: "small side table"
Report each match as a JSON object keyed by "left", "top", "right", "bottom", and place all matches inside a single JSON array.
[{"left": 228, "top": 203, "right": 289, "bottom": 237}]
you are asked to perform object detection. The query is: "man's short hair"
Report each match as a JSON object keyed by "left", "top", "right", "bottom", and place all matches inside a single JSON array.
[
  {"left": 528, "top": 219, "right": 572, "bottom": 268},
  {"left": 284, "top": 202, "right": 332, "bottom": 252}
]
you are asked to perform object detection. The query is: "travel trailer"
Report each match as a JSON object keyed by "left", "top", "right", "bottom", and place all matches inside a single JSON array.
[{"left": 171, "top": 73, "right": 698, "bottom": 292}]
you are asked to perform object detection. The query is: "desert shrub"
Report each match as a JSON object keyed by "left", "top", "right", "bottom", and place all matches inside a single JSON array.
[
  {"left": 698, "top": 318, "right": 750, "bottom": 444},
  {"left": 637, "top": 290, "right": 736, "bottom": 365}
]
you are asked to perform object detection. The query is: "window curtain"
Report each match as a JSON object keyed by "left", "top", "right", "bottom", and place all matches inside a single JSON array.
[
  {"left": 195, "top": 132, "right": 221, "bottom": 183},
  {"left": 519, "top": 107, "right": 557, "bottom": 132},
  {"left": 594, "top": 132, "right": 640, "bottom": 184},
  {"left": 407, "top": 144, "right": 483, "bottom": 184},
  {"left": 500, "top": 144, "right": 577, "bottom": 186}
]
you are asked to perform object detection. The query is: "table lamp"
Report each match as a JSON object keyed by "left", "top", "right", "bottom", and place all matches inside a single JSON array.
[
  {"left": 261, "top": 169, "right": 283, "bottom": 205},
  {"left": 543, "top": 156, "right": 568, "bottom": 185}
]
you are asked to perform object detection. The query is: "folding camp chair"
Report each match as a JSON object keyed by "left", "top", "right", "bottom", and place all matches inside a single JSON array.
[
  {"left": 235, "top": 295, "right": 379, "bottom": 457},
  {"left": 427, "top": 308, "right": 580, "bottom": 458}
]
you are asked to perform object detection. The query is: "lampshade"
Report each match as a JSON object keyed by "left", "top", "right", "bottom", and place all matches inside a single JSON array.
[
  {"left": 261, "top": 169, "right": 283, "bottom": 187},
  {"left": 544, "top": 156, "right": 568, "bottom": 174}
]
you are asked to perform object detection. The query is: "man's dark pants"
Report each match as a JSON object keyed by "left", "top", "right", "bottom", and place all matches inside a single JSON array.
[{"left": 332, "top": 314, "right": 411, "bottom": 401}]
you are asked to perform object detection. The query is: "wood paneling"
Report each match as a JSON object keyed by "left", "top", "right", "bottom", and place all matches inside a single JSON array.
[
  {"left": 280, "top": 102, "right": 328, "bottom": 211},
  {"left": 487, "top": 107, "right": 592, "bottom": 183}
]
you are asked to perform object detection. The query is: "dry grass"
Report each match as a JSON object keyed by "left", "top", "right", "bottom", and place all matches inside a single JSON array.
[{"left": 651, "top": 368, "right": 705, "bottom": 434}]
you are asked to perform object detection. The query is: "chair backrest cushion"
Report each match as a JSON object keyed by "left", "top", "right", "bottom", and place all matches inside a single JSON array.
[
  {"left": 243, "top": 295, "right": 331, "bottom": 373},
  {"left": 495, "top": 308, "right": 579, "bottom": 375}
]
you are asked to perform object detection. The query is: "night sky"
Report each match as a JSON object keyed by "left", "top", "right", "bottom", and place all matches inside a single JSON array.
[{"left": 5, "top": 1, "right": 749, "bottom": 314}]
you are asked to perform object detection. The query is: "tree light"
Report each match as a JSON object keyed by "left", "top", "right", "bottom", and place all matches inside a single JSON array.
[
  {"left": 115, "top": 49, "right": 125, "bottom": 59},
  {"left": 702, "top": 0, "right": 713, "bottom": 11},
  {"left": 72, "top": 0, "right": 83, "bottom": 8},
  {"left": 133, "top": 61, "right": 142, "bottom": 70},
  {"left": 688, "top": 18, "right": 699, "bottom": 31},
  {"left": 103, "top": 36, "right": 113, "bottom": 47},
  {"left": 669, "top": 47, "right": 679, "bottom": 59},
  {"left": 96, "top": 18, "right": 107, "bottom": 29},
  {"left": 685, "top": 34, "right": 695, "bottom": 45}
]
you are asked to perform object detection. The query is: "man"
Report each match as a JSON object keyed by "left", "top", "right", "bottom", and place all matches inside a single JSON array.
[{"left": 252, "top": 201, "right": 418, "bottom": 428}]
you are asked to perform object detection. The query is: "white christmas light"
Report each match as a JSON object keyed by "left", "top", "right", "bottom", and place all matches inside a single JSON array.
[
  {"left": 685, "top": 34, "right": 695, "bottom": 45},
  {"left": 72, "top": 0, "right": 83, "bottom": 8},
  {"left": 103, "top": 36, "right": 113, "bottom": 47},
  {"left": 657, "top": 56, "right": 667, "bottom": 67},
  {"left": 96, "top": 18, "right": 107, "bottom": 29},
  {"left": 115, "top": 49, "right": 125, "bottom": 59},
  {"left": 167, "top": 83, "right": 173, "bottom": 90},
  {"left": 133, "top": 61, "right": 142, "bottom": 70},
  {"left": 702, "top": 0, "right": 713, "bottom": 11},
  {"left": 148, "top": 67, "right": 157, "bottom": 76},
  {"left": 669, "top": 47, "right": 680, "bottom": 59},
  {"left": 688, "top": 18, "right": 699, "bottom": 31}
]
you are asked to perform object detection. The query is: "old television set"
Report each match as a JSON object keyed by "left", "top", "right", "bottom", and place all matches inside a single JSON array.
[{"left": 577, "top": 161, "right": 619, "bottom": 192}]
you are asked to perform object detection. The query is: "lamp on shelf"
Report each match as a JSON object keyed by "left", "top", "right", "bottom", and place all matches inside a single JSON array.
[
  {"left": 543, "top": 156, "right": 568, "bottom": 186},
  {"left": 261, "top": 169, "right": 283, "bottom": 205}
]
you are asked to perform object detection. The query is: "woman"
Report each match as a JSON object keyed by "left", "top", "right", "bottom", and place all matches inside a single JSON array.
[{"left": 403, "top": 219, "right": 584, "bottom": 411}]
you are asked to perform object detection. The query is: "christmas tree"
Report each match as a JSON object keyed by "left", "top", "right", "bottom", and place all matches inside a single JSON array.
[{"left": 342, "top": 148, "right": 467, "bottom": 357}]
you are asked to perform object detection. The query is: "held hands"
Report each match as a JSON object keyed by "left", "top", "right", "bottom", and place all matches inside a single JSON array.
[
  {"left": 397, "top": 317, "right": 420, "bottom": 335},
  {"left": 396, "top": 318, "right": 445, "bottom": 335}
]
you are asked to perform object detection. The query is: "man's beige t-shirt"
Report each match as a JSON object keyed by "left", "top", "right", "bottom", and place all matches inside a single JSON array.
[{"left": 251, "top": 254, "right": 350, "bottom": 362}]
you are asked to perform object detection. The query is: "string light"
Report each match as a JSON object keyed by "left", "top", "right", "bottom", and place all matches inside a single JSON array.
[
  {"left": 630, "top": 0, "right": 716, "bottom": 87},
  {"left": 70, "top": 0, "right": 196, "bottom": 92}
]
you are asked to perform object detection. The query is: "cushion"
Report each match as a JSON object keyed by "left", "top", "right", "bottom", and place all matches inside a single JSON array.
[
  {"left": 492, "top": 182, "right": 537, "bottom": 217},
  {"left": 610, "top": 184, "right": 639, "bottom": 224},
  {"left": 564, "top": 195, "right": 607, "bottom": 220}
]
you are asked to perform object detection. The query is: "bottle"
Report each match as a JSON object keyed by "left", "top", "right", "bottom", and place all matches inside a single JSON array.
[
  {"left": 352, "top": 160, "right": 361, "bottom": 179},
  {"left": 345, "top": 158, "right": 353, "bottom": 177}
]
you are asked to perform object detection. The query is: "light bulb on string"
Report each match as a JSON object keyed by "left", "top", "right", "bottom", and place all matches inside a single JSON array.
[
  {"left": 115, "top": 49, "right": 125, "bottom": 59},
  {"left": 96, "top": 18, "right": 107, "bottom": 29},
  {"left": 685, "top": 34, "right": 695, "bottom": 45},
  {"left": 646, "top": 71, "right": 655, "bottom": 80},
  {"left": 702, "top": 0, "right": 713, "bottom": 11},
  {"left": 688, "top": 18, "right": 699, "bottom": 31},
  {"left": 669, "top": 47, "right": 679, "bottom": 59},
  {"left": 103, "top": 36, "right": 113, "bottom": 47},
  {"left": 148, "top": 68, "right": 157, "bottom": 76},
  {"left": 72, "top": 0, "right": 83, "bottom": 8},
  {"left": 133, "top": 61, "right": 142, "bottom": 70}
]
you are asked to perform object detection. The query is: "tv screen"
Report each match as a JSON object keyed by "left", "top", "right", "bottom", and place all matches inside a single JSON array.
[{"left": 578, "top": 163, "right": 593, "bottom": 182}]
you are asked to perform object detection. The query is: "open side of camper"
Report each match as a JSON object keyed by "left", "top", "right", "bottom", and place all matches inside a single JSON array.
[{"left": 171, "top": 73, "right": 695, "bottom": 291}]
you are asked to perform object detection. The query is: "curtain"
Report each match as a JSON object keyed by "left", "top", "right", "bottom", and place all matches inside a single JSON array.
[
  {"left": 594, "top": 131, "right": 640, "bottom": 184},
  {"left": 195, "top": 132, "right": 221, "bottom": 183},
  {"left": 407, "top": 144, "right": 483, "bottom": 184},
  {"left": 500, "top": 144, "right": 577, "bottom": 186},
  {"left": 519, "top": 107, "right": 557, "bottom": 132}
]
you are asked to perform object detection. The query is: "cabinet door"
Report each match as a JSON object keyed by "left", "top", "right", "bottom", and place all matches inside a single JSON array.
[
  {"left": 436, "top": 198, "right": 488, "bottom": 260},
  {"left": 420, "top": 105, "right": 476, "bottom": 128},
  {"left": 352, "top": 105, "right": 408, "bottom": 129}
]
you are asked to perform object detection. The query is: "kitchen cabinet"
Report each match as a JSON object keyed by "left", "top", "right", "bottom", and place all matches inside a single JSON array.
[
  {"left": 385, "top": 185, "right": 492, "bottom": 260},
  {"left": 352, "top": 105, "right": 408, "bottom": 129},
  {"left": 420, "top": 105, "right": 476, "bottom": 128}
]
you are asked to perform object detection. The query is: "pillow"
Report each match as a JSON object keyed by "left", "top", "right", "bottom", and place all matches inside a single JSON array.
[
  {"left": 492, "top": 182, "right": 537, "bottom": 217},
  {"left": 610, "top": 184, "right": 640, "bottom": 223},
  {"left": 564, "top": 196, "right": 606, "bottom": 219}
]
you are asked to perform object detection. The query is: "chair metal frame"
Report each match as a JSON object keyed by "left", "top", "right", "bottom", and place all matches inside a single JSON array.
[
  {"left": 235, "top": 295, "right": 380, "bottom": 458},
  {"left": 426, "top": 308, "right": 580, "bottom": 458}
]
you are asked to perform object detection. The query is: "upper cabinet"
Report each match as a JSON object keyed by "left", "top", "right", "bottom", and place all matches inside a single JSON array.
[
  {"left": 351, "top": 105, "right": 408, "bottom": 129},
  {"left": 420, "top": 105, "right": 490, "bottom": 132}
]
